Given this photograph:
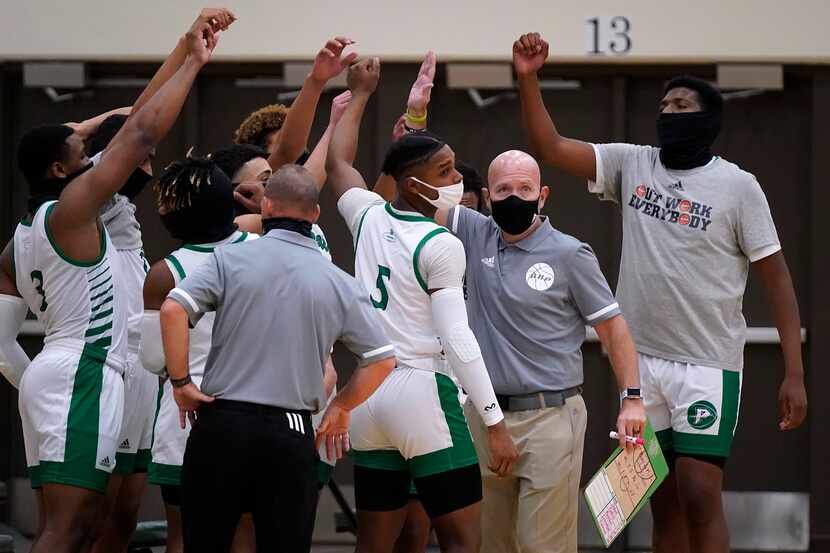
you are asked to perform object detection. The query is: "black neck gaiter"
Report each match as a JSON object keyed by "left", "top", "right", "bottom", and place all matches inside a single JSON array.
[
  {"left": 657, "top": 111, "right": 721, "bottom": 170},
  {"left": 262, "top": 217, "right": 313, "bottom": 238},
  {"left": 27, "top": 162, "right": 94, "bottom": 213}
]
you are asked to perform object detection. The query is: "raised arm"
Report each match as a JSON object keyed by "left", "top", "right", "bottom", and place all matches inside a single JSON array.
[
  {"left": 325, "top": 58, "right": 380, "bottom": 201},
  {"left": 50, "top": 18, "right": 223, "bottom": 253},
  {"left": 66, "top": 106, "right": 132, "bottom": 140},
  {"left": 302, "top": 90, "right": 352, "bottom": 190},
  {"left": 0, "top": 245, "right": 29, "bottom": 389},
  {"left": 753, "top": 251, "right": 807, "bottom": 430},
  {"left": 514, "top": 33, "right": 596, "bottom": 180},
  {"left": 139, "top": 261, "right": 176, "bottom": 376},
  {"left": 268, "top": 38, "right": 358, "bottom": 170},
  {"left": 132, "top": 8, "right": 235, "bottom": 116}
]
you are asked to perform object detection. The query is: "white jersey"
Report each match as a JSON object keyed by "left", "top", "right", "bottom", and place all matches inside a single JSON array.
[
  {"left": 13, "top": 200, "right": 128, "bottom": 372},
  {"left": 338, "top": 189, "right": 466, "bottom": 373},
  {"left": 163, "top": 230, "right": 257, "bottom": 379}
]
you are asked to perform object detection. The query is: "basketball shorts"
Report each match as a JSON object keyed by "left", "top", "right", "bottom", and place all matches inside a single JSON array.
[
  {"left": 640, "top": 353, "right": 742, "bottom": 458},
  {"left": 350, "top": 368, "right": 478, "bottom": 478},
  {"left": 148, "top": 375, "right": 202, "bottom": 487},
  {"left": 20, "top": 342, "right": 125, "bottom": 493},
  {"left": 113, "top": 351, "right": 157, "bottom": 475}
]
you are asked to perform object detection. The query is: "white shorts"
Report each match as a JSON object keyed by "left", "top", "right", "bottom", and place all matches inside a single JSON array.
[
  {"left": 20, "top": 343, "right": 125, "bottom": 492},
  {"left": 114, "top": 351, "right": 158, "bottom": 475},
  {"left": 349, "top": 368, "right": 477, "bottom": 478},
  {"left": 640, "top": 353, "right": 742, "bottom": 458},
  {"left": 148, "top": 376, "right": 201, "bottom": 487}
]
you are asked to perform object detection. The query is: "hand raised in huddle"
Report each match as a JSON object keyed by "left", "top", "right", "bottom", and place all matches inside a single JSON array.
[
  {"left": 312, "top": 37, "right": 359, "bottom": 84},
  {"left": 347, "top": 57, "right": 381, "bottom": 96},
  {"left": 329, "top": 90, "right": 353, "bottom": 128},
  {"left": 513, "top": 32, "right": 549, "bottom": 76},
  {"left": 407, "top": 51, "right": 436, "bottom": 117}
]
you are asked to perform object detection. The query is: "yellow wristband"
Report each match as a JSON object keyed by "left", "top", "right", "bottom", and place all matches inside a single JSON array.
[{"left": 405, "top": 109, "right": 428, "bottom": 124}]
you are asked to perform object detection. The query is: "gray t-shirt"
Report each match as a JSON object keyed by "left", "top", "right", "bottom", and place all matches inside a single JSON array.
[
  {"left": 168, "top": 229, "right": 394, "bottom": 411},
  {"left": 590, "top": 144, "right": 781, "bottom": 371},
  {"left": 449, "top": 207, "right": 620, "bottom": 394}
]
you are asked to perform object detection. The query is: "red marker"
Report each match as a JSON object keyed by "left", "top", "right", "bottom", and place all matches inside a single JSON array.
[{"left": 609, "top": 431, "right": 645, "bottom": 446}]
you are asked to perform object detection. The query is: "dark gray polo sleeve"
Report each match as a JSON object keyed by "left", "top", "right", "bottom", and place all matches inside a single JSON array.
[
  {"left": 448, "top": 205, "right": 490, "bottom": 250},
  {"left": 339, "top": 286, "right": 395, "bottom": 367},
  {"left": 566, "top": 244, "right": 621, "bottom": 326},
  {"left": 167, "top": 251, "right": 223, "bottom": 326}
]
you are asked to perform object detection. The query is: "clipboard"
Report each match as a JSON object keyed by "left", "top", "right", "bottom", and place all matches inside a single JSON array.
[{"left": 583, "top": 421, "right": 669, "bottom": 548}]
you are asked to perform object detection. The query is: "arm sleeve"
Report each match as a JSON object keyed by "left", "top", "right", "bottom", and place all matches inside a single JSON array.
[
  {"left": 447, "top": 205, "right": 490, "bottom": 250},
  {"left": 0, "top": 294, "right": 31, "bottom": 388},
  {"left": 567, "top": 245, "right": 621, "bottom": 326},
  {"left": 418, "top": 232, "right": 467, "bottom": 291},
  {"left": 737, "top": 178, "right": 781, "bottom": 262},
  {"left": 587, "top": 143, "right": 642, "bottom": 204},
  {"left": 431, "top": 287, "right": 504, "bottom": 426},
  {"left": 337, "top": 188, "right": 385, "bottom": 238},
  {"left": 338, "top": 289, "right": 395, "bottom": 367},
  {"left": 139, "top": 310, "right": 166, "bottom": 376},
  {"left": 167, "top": 252, "right": 223, "bottom": 326}
]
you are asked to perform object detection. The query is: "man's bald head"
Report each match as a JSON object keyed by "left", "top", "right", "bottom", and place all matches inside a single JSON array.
[
  {"left": 487, "top": 150, "right": 541, "bottom": 189},
  {"left": 262, "top": 164, "right": 319, "bottom": 221}
]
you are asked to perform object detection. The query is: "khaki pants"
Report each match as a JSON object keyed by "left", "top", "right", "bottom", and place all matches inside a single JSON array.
[{"left": 465, "top": 394, "right": 587, "bottom": 553}]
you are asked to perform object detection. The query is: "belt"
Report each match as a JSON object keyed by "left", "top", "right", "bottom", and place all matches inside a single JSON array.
[
  {"left": 201, "top": 398, "right": 310, "bottom": 418},
  {"left": 496, "top": 386, "right": 582, "bottom": 412}
]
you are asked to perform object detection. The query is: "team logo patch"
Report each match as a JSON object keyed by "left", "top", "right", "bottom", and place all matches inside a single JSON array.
[
  {"left": 687, "top": 400, "right": 718, "bottom": 430},
  {"left": 525, "top": 263, "right": 555, "bottom": 291}
]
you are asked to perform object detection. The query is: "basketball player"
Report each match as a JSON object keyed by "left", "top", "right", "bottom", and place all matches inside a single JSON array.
[
  {"left": 513, "top": 32, "right": 807, "bottom": 553},
  {"left": 0, "top": 14, "right": 220, "bottom": 553},
  {"left": 326, "top": 57, "right": 518, "bottom": 553}
]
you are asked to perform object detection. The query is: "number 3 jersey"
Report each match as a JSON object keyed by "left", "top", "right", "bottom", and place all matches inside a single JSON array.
[
  {"left": 337, "top": 188, "right": 467, "bottom": 373},
  {"left": 13, "top": 200, "right": 128, "bottom": 372}
]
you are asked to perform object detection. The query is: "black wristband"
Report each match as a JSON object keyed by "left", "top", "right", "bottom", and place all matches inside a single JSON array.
[
  {"left": 403, "top": 123, "right": 427, "bottom": 134},
  {"left": 170, "top": 374, "right": 192, "bottom": 388}
]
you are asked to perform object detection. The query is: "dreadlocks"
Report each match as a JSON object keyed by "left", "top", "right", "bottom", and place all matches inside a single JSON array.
[{"left": 155, "top": 151, "right": 237, "bottom": 244}]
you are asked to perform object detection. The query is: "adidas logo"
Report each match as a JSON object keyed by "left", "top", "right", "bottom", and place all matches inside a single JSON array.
[
  {"left": 383, "top": 229, "right": 396, "bottom": 242},
  {"left": 99, "top": 456, "right": 112, "bottom": 468},
  {"left": 481, "top": 257, "right": 495, "bottom": 268},
  {"left": 119, "top": 438, "right": 130, "bottom": 449},
  {"left": 668, "top": 181, "right": 684, "bottom": 191}
]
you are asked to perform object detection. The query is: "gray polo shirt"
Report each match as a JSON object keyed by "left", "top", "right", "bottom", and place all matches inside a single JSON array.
[
  {"left": 449, "top": 207, "right": 620, "bottom": 395},
  {"left": 168, "top": 229, "right": 394, "bottom": 412}
]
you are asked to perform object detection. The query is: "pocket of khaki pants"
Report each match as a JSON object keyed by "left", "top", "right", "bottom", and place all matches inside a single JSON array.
[{"left": 527, "top": 406, "right": 573, "bottom": 490}]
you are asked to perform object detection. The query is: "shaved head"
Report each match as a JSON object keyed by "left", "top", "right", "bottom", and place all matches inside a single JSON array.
[
  {"left": 488, "top": 150, "right": 541, "bottom": 188},
  {"left": 263, "top": 164, "right": 319, "bottom": 220}
]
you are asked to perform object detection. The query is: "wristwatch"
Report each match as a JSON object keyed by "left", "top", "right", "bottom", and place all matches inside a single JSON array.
[{"left": 620, "top": 387, "right": 642, "bottom": 401}]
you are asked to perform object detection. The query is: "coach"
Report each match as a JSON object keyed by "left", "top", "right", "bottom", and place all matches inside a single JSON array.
[
  {"left": 438, "top": 150, "right": 645, "bottom": 553},
  {"left": 159, "top": 165, "right": 395, "bottom": 553}
]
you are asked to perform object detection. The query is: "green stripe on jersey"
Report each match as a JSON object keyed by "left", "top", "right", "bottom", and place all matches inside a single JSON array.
[
  {"left": 89, "top": 308, "right": 113, "bottom": 322},
  {"left": 385, "top": 202, "right": 434, "bottom": 223},
  {"left": 44, "top": 202, "right": 107, "bottom": 268},
  {"left": 85, "top": 321, "right": 113, "bottom": 337},
  {"left": 90, "top": 285, "right": 113, "bottom": 303},
  {"left": 89, "top": 275, "right": 112, "bottom": 292},
  {"left": 412, "top": 228, "right": 449, "bottom": 293},
  {"left": 165, "top": 255, "right": 186, "bottom": 281},
  {"left": 181, "top": 232, "right": 249, "bottom": 252}
]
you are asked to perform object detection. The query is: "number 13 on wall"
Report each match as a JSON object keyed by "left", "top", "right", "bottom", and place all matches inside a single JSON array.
[{"left": 586, "top": 16, "right": 632, "bottom": 55}]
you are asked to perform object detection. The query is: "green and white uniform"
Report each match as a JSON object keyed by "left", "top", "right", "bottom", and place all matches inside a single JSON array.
[
  {"left": 148, "top": 230, "right": 256, "bottom": 486},
  {"left": 101, "top": 193, "right": 158, "bottom": 475},
  {"left": 14, "top": 201, "right": 128, "bottom": 492},
  {"left": 338, "top": 189, "right": 478, "bottom": 478}
]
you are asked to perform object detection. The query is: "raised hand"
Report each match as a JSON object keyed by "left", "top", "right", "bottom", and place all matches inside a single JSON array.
[
  {"left": 329, "top": 90, "right": 353, "bottom": 128},
  {"left": 186, "top": 18, "right": 220, "bottom": 65},
  {"left": 391, "top": 114, "right": 408, "bottom": 142},
  {"left": 194, "top": 7, "right": 237, "bottom": 34},
  {"left": 311, "top": 37, "right": 358, "bottom": 84},
  {"left": 407, "top": 51, "right": 436, "bottom": 117},
  {"left": 347, "top": 57, "right": 381, "bottom": 96},
  {"left": 513, "top": 32, "right": 549, "bottom": 76}
]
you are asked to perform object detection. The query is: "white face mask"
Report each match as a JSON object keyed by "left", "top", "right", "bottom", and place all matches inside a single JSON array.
[{"left": 412, "top": 177, "right": 464, "bottom": 210}]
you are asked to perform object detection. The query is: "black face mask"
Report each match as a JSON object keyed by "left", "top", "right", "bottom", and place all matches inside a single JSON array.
[
  {"left": 120, "top": 168, "right": 153, "bottom": 200},
  {"left": 28, "top": 161, "right": 94, "bottom": 213},
  {"left": 490, "top": 194, "right": 540, "bottom": 235},
  {"left": 657, "top": 111, "right": 721, "bottom": 170},
  {"left": 262, "top": 217, "right": 313, "bottom": 239}
]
